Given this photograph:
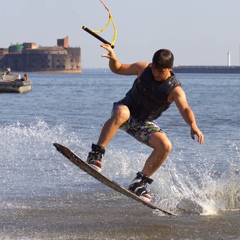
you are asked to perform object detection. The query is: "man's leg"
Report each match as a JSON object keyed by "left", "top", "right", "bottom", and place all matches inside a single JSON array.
[
  {"left": 97, "top": 105, "right": 130, "bottom": 147},
  {"left": 141, "top": 131, "right": 172, "bottom": 177},
  {"left": 128, "top": 131, "right": 171, "bottom": 201},
  {"left": 87, "top": 105, "right": 130, "bottom": 171}
]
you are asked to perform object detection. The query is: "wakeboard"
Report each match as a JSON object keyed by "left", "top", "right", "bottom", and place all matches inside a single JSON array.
[{"left": 53, "top": 143, "right": 177, "bottom": 216}]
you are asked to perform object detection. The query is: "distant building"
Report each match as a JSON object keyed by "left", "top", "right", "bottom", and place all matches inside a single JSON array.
[
  {"left": 0, "top": 36, "right": 81, "bottom": 73},
  {"left": 173, "top": 65, "right": 240, "bottom": 74},
  {"left": 173, "top": 51, "right": 240, "bottom": 74}
]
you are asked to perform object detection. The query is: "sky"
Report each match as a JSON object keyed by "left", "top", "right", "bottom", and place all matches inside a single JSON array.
[{"left": 1, "top": 0, "right": 240, "bottom": 68}]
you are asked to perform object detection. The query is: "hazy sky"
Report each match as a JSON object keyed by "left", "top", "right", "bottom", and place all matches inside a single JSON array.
[{"left": 1, "top": 0, "right": 240, "bottom": 68}]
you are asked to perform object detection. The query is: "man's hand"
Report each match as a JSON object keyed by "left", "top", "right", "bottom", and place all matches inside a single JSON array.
[
  {"left": 101, "top": 44, "right": 117, "bottom": 61},
  {"left": 190, "top": 125, "right": 204, "bottom": 144}
]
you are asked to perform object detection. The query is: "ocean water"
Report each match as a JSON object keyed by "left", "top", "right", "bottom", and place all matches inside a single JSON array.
[{"left": 0, "top": 70, "right": 239, "bottom": 240}]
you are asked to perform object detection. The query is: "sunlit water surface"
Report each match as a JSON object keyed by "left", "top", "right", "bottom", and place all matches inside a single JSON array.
[{"left": 0, "top": 70, "right": 239, "bottom": 239}]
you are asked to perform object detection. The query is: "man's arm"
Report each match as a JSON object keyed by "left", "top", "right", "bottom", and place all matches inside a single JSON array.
[
  {"left": 100, "top": 44, "right": 148, "bottom": 77},
  {"left": 168, "top": 86, "right": 204, "bottom": 144}
]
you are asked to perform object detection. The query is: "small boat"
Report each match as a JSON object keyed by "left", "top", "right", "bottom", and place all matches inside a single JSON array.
[
  {"left": 0, "top": 68, "right": 31, "bottom": 93},
  {"left": 0, "top": 80, "right": 31, "bottom": 93}
]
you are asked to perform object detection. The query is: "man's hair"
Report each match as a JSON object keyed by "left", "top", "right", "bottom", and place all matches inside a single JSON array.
[{"left": 152, "top": 49, "right": 174, "bottom": 69}]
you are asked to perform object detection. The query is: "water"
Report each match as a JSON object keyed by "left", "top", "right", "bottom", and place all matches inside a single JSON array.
[{"left": 0, "top": 70, "right": 239, "bottom": 240}]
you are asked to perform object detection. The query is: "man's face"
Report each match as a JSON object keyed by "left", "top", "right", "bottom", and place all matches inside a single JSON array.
[{"left": 151, "top": 65, "right": 172, "bottom": 81}]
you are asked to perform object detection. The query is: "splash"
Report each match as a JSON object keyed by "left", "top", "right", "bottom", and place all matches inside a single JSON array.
[
  {"left": 0, "top": 119, "right": 239, "bottom": 216},
  {"left": 148, "top": 148, "right": 240, "bottom": 215},
  {"left": 0, "top": 119, "right": 91, "bottom": 199}
]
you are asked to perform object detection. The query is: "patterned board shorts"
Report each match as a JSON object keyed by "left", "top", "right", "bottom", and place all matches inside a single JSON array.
[{"left": 112, "top": 100, "right": 163, "bottom": 147}]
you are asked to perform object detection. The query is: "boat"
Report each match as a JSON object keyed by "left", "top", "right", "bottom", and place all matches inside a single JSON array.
[
  {"left": 0, "top": 80, "right": 31, "bottom": 93},
  {"left": 0, "top": 68, "right": 31, "bottom": 93}
]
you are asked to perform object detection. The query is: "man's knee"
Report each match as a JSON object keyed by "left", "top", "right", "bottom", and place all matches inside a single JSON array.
[
  {"left": 162, "top": 139, "right": 172, "bottom": 153},
  {"left": 151, "top": 132, "right": 172, "bottom": 153},
  {"left": 112, "top": 105, "right": 130, "bottom": 125}
]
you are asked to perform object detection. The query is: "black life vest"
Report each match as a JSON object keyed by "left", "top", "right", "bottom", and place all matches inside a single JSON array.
[{"left": 122, "top": 66, "right": 181, "bottom": 121}]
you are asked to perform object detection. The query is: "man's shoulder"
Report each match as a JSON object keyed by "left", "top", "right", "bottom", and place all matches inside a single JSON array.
[
  {"left": 167, "top": 85, "right": 185, "bottom": 103},
  {"left": 138, "top": 63, "right": 152, "bottom": 77}
]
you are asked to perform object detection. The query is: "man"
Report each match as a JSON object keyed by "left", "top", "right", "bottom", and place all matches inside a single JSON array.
[
  {"left": 87, "top": 44, "right": 204, "bottom": 202},
  {"left": 21, "top": 74, "right": 29, "bottom": 83}
]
